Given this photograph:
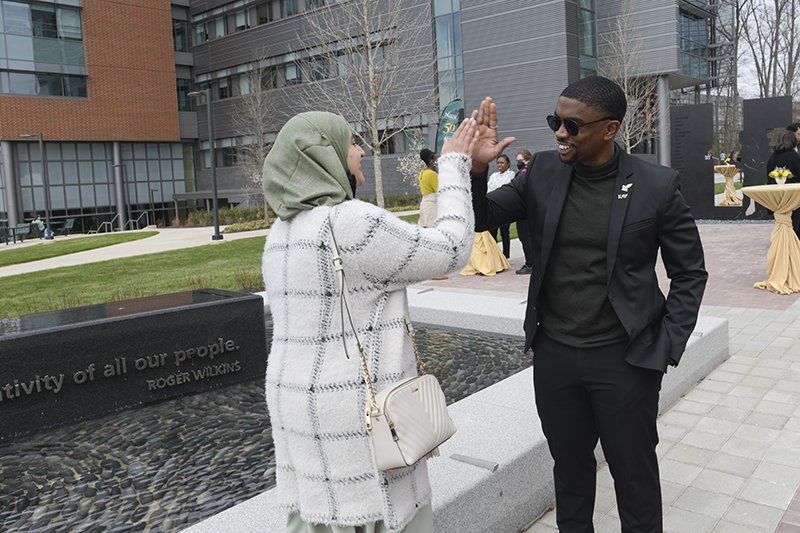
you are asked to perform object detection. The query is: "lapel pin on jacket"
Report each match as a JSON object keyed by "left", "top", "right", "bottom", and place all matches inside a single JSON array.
[{"left": 618, "top": 183, "right": 633, "bottom": 199}]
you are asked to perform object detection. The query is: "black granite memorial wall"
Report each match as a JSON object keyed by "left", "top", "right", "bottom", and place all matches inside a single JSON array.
[
  {"left": 739, "top": 96, "right": 793, "bottom": 219},
  {"left": 0, "top": 289, "right": 268, "bottom": 441},
  {"left": 671, "top": 103, "right": 717, "bottom": 220}
]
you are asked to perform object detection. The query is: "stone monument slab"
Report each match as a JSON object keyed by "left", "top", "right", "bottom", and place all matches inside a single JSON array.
[{"left": 0, "top": 289, "right": 267, "bottom": 441}]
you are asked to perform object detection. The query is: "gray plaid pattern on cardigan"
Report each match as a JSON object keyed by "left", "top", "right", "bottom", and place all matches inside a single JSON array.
[{"left": 262, "top": 153, "right": 474, "bottom": 531}]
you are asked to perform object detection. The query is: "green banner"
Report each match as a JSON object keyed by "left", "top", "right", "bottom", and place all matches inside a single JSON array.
[{"left": 436, "top": 100, "right": 463, "bottom": 154}]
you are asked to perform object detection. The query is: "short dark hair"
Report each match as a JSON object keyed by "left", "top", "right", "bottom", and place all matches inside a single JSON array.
[
  {"left": 560, "top": 76, "right": 627, "bottom": 122},
  {"left": 787, "top": 122, "right": 800, "bottom": 133},
  {"left": 774, "top": 130, "right": 798, "bottom": 152},
  {"left": 497, "top": 154, "right": 510, "bottom": 164},
  {"left": 516, "top": 149, "right": 532, "bottom": 160},
  {"left": 420, "top": 148, "right": 435, "bottom": 165}
]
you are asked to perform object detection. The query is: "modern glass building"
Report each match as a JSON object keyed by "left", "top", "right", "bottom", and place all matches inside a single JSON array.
[{"left": 1, "top": 0, "right": 718, "bottom": 230}]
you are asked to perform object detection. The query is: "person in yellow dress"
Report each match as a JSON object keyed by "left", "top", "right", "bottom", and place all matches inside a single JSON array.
[
  {"left": 418, "top": 148, "right": 439, "bottom": 227},
  {"left": 460, "top": 155, "right": 511, "bottom": 276}
]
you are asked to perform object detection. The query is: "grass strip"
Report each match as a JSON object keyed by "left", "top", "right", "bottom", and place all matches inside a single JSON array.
[
  {"left": 0, "top": 232, "right": 158, "bottom": 268},
  {"left": 1, "top": 236, "right": 266, "bottom": 319}
]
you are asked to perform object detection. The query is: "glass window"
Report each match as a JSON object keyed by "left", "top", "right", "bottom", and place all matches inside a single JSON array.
[
  {"left": 31, "top": 3, "right": 57, "bottom": 38},
  {"left": 404, "top": 126, "right": 428, "bottom": 154},
  {"left": 284, "top": 62, "right": 300, "bottom": 85},
  {"left": 238, "top": 72, "right": 250, "bottom": 95},
  {"left": 78, "top": 161, "right": 92, "bottom": 183},
  {"left": 221, "top": 146, "right": 235, "bottom": 167},
  {"left": 65, "top": 185, "right": 80, "bottom": 208},
  {"left": 56, "top": 7, "right": 82, "bottom": 40},
  {"left": 6, "top": 34, "right": 34, "bottom": 60},
  {"left": 435, "top": 16, "right": 454, "bottom": 59},
  {"left": 177, "top": 79, "right": 192, "bottom": 111},
  {"left": 63, "top": 75, "right": 86, "bottom": 97},
  {"left": 256, "top": 2, "right": 272, "bottom": 24},
  {"left": 59, "top": 144, "right": 75, "bottom": 162},
  {"left": 261, "top": 66, "right": 276, "bottom": 89},
  {"left": 308, "top": 57, "right": 328, "bottom": 81},
  {"left": 281, "top": 0, "right": 297, "bottom": 18},
  {"left": 8, "top": 70, "right": 36, "bottom": 94},
  {"left": 63, "top": 161, "right": 78, "bottom": 183},
  {"left": 93, "top": 161, "right": 108, "bottom": 182},
  {"left": 48, "top": 162, "right": 63, "bottom": 184},
  {"left": 307, "top": 0, "right": 324, "bottom": 10},
  {"left": 36, "top": 72, "right": 61, "bottom": 95},
  {"left": 60, "top": 40, "right": 84, "bottom": 65},
  {"left": 218, "top": 77, "right": 230, "bottom": 99},
  {"left": 50, "top": 187, "right": 65, "bottom": 209},
  {"left": 80, "top": 184, "right": 94, "bottom": 205},
  {"left": 33, "top": 37, "right": 60, "bottom": 62},
  {"left": 95, "top": 183, "right": 109, "bottom": 206},
  {"left": 194, "top": 22, "right": 207, "bottom": 45},
  {"left": 234, "top": 9, "right": 248, "bottom": 31},
  {"left": 3, "top": 0, "right": 32, "bottom": 35},
  {"left": 212, "top": 16, "right": 225, "bottom": 39},
  {"left": 173, "top": 19, "right": 188, "bottom": 52}
]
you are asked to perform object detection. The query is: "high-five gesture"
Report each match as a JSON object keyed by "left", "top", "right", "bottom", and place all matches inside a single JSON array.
[{"left": 470, "top": 97, "right": 516, "bottom": 173}]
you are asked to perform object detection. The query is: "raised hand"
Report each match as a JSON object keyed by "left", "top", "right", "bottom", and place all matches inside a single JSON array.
[
  {"left": 441, "top": 118, "right": 479, "bottom": 157},
  {"left": 470, "top": 97, "right": 516, "bottom": 173}
]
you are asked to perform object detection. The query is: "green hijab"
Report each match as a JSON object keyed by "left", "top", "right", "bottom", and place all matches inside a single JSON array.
[{"left": 263, "top": 111, "right": 353, "bottom": 221}]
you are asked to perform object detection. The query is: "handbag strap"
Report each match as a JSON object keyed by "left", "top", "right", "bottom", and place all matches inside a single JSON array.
[{"left": 328, "top": 207, "right": 427, "bottom": 424}]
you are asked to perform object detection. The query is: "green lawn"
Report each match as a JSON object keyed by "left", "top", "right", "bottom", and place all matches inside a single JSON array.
[
  {"left": 714, "top": 181, "right": 743, "bottom": 195},
  {"left": 399, "top": 215, "right": 519, "bottom": 241},
  {"left": 0, "top": 232, "right": 158, "bottom": 268},
  {"left": 1, "top": 236, "right": 265, "bottom": 319}
]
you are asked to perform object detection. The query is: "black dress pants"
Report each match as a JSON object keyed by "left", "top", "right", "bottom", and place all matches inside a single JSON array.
[
  {"left": 532, "top": 332, "right": 664, "bottom": 533},
  {"left": 494, "top": 224, "right": 510, "bottom": 258},
  {"left": 516, "top": 219, "right": 532, "bottom": 267}
]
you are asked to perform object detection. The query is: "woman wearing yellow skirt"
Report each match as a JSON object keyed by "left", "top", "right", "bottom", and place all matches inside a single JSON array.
[{"left": 460, "top": 231, "right": 510, "bottom": 276}]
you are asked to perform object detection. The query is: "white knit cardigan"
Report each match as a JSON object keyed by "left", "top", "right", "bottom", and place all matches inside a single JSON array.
[{"left": 262, "top": 152, "right": 474, "bottom": 531}]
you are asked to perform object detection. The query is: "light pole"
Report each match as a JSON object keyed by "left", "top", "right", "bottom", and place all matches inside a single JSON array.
[
  {"left": 188, "top": 89, "right": 223, "bottom": 241},
  {"left": 19, "top": 133, "right": 53, "bottom": 240},
  {"left": 150, "top": 188, "right": 159, "bottom": 227}
]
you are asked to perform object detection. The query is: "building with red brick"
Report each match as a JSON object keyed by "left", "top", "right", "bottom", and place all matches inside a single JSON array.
[{"left": 1, "top": 0, "right": 196, "bottom": 231}]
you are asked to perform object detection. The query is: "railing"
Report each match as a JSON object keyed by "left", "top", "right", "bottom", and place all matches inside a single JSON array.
[
  {"left": 123, "top": 212, "right": 149, "bottom": 231},
  {"left": 92, "top": 214, "right": 121, "bottom": 234}
]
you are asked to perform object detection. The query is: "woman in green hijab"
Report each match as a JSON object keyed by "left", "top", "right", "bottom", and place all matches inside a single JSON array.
[{"left": 262, "top": 112, "right": 477, "bottom": 532}]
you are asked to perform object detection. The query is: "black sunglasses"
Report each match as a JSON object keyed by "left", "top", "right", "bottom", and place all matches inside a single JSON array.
[{"left": 546, "top": 114, "right": 615, "bottom": 136}]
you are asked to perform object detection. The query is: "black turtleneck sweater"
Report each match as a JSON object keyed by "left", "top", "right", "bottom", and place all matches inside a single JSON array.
[{"left": 540, "top": 147, "right": 629, "bottom": 348}]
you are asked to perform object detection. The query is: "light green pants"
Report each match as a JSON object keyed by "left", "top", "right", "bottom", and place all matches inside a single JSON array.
[{"left": 286, "top": 504, "right": 433, "bottom": 533}]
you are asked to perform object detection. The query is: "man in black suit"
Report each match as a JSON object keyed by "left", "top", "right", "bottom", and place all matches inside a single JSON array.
[{"left": 469, "top": 76, "right": 707, "bottom": 533}]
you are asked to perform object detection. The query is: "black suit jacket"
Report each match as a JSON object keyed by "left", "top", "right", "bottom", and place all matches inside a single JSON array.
[{"left": 472, "top": 148, "right": 708, "bottom": 372}]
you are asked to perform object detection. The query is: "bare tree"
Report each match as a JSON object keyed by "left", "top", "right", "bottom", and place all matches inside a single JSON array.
[
  {"left": 740, "top": 0, "right": 800, "bottom": 99},
  {"left": 597, "top": 0, "right": 660, "bottom": 154},
  {"left": 229, "top": 49, "right": 279, "bottom": 222},
  {"left": 293, "top": 0, "right": 437, "bottom": 208}
]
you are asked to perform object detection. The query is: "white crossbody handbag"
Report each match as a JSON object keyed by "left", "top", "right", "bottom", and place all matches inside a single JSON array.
[{"left": 328, "top": 207, "right": 457, "bottom": 471}]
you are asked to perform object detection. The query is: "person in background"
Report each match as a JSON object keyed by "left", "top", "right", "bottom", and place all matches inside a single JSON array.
[
  {"left": 514, "top": 149, "right": 533, "bottom": 275},
  {"left": 469, "top": 76, "right": 707, "bottom": 532},
  {"left": 487, "top": 154, "right": 515, "bottom": 258},
  {"left": 261, "top": 111, "right": 478, "bottom": 532},
  {"left": 767, "top": 130, "right": 800, "bottom": 237},
  {"left": 418, "top": 148, "right": 439, "bottom": 227},
  {"left": 787, "top": 123, "right": 800, "bottom": 152}
]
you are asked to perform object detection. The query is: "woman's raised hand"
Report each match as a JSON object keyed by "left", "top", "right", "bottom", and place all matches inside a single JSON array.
[{"left": 441, "top": 118, "right": 479, "bottom": 157}]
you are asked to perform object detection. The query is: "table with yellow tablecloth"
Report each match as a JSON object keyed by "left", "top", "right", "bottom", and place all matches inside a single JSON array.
[
  {"left": 714, "top": 164, "right": 742, "bottom": 206},
  {"left": 460, "top": 231, "right": 510, "bottom": 276},
  {"left": 741, "top": 184, "right": 800, "bottom": 294}
]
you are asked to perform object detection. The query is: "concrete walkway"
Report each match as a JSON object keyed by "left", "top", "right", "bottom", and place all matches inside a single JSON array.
[{"left": 3, "top": 221, "right": 800, "bottom": 532}]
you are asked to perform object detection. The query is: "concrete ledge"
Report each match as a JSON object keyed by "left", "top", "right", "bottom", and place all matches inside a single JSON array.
[{"left": 183, "top": 295, "right": 728, "bottom": 533}]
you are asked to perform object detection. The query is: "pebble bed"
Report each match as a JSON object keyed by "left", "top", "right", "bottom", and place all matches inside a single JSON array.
[{"left": 0, "top": 327, "right": 529, "bottom": 532}]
